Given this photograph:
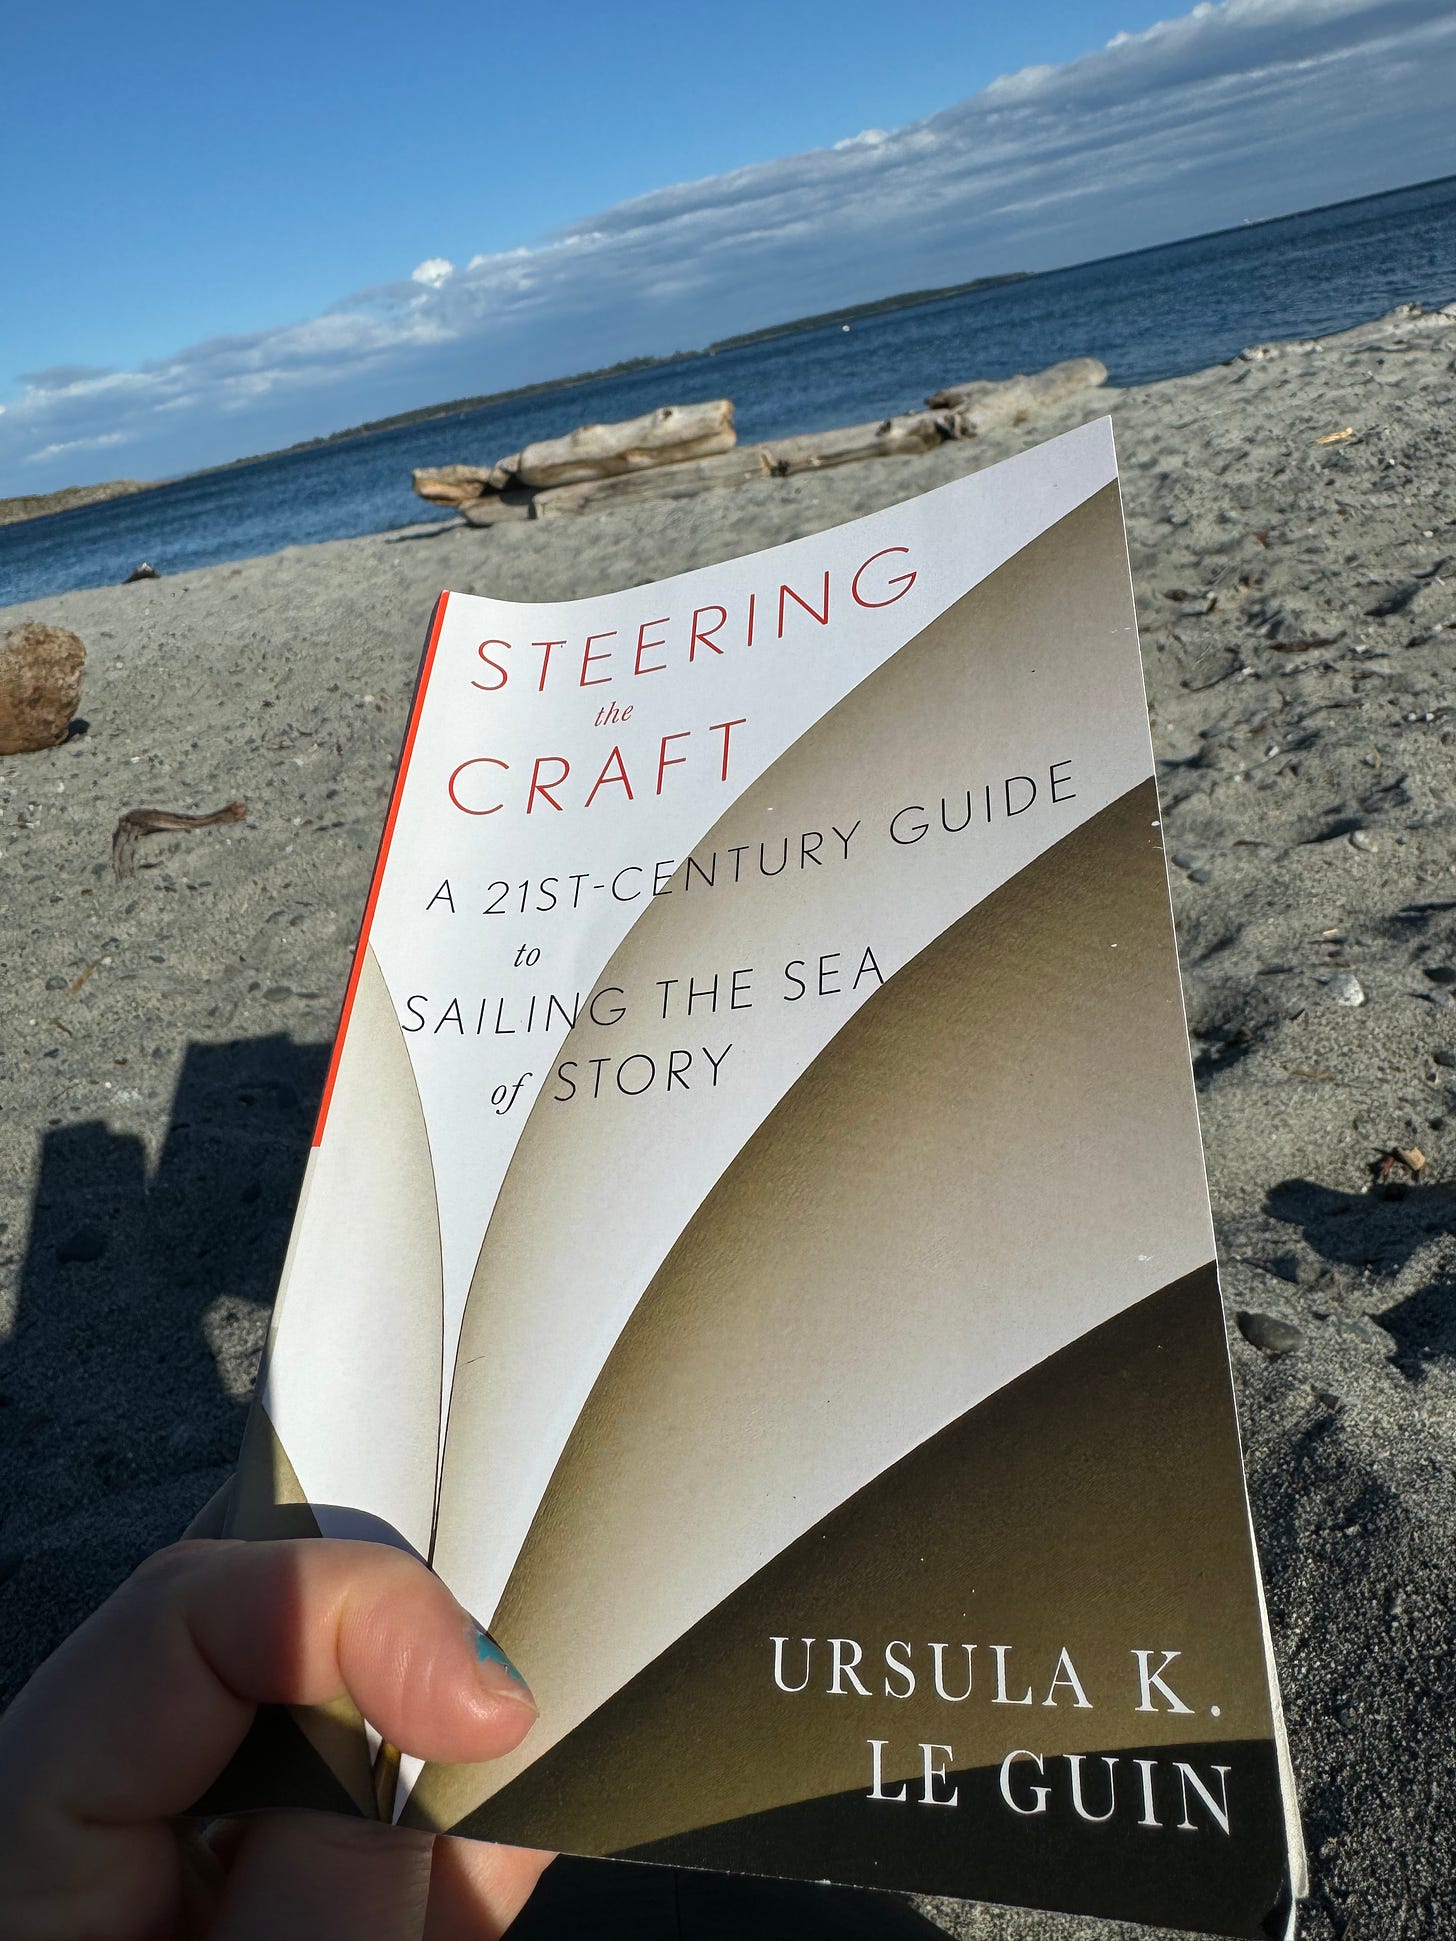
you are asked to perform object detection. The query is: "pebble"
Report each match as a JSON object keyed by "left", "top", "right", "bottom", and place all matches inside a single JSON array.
[
  {"left": 43, "top": 975, "right": 67, "bottom": 991},
  {"left": 1261, "top": 1253, "right": 1316, "bottom": 1286},
  {"left": 1331, "top": 971, "right": 1366, "bottom": 1007},
  {"left": 1435, "top": 1048, "right": 1456, "bottom": 1069},
  {"left": 1236, "top": 1310, "right": 1305, "bottom": 1355},
  {"left": 1348, "top": 828, "right": 1379, "bottom": 852},
  {"left": 1425, "top": 966, "right": 1456, "bottom": 986},
  {"left": 1170, "top": 850, "right": 1214, "bottom": 883}
]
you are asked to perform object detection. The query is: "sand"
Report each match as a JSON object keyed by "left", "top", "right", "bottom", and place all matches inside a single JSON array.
[{"left": 1, "top": 312, "right": 1454, "bottom": 1939}]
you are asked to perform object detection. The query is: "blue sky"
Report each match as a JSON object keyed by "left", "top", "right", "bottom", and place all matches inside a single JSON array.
[{"left": 3, "top": 0, "right": 1454, "bottom": 492}]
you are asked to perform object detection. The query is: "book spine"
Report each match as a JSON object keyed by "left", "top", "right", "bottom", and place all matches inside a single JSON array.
[{"left": 311, "top": 590, "right": 452, "bottom": 1147}]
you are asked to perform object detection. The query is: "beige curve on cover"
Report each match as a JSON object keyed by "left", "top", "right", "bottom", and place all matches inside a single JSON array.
[
  {"left": 430, "top": 487, "right": 1165, "bottom": 1629},
  {"left": 251, "top": 945, "right": 445, "bottom": 1559},
  {"left": 410, "top": 777, "right": 1215, "bottom": 1830}
]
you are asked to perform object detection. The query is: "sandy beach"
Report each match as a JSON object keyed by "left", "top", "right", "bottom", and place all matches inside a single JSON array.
[{"left": 2, "top": 311, "right": 1454, "bottom": 1938}]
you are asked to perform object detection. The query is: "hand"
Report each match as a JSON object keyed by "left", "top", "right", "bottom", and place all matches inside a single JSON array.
[{"left": 0, "top": 1527, "right": 551, "bottom": 1939}]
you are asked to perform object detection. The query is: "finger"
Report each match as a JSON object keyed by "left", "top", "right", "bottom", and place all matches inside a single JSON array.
[
  {"left": 0, "top": 1540, "right": 536, "bottom": 1935},
  {"left": 4, "top": 1538, "right": 537, "bottom": 1820},
  {"left": 427, "top": 1834, "right": 556, "bottom": 1940},
  {"left": 214, "top": 1812, "right": 435, "bottom": 1941},
  {"left": 184, "top": 1816, "right": 556, "bottom": 1941}
]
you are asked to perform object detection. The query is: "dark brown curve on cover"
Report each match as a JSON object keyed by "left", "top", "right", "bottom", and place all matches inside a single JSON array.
[
  {"left": 447, "top": 1265, "right": 1287, "bottom": 1931},
  {"left": 621, "top": 1736, "right": 1289, "bottom": 1941}
]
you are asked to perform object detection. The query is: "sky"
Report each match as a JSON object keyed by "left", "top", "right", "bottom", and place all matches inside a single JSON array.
[{"left": 3, "top": 0, "right": 1454, "bottom": 494}]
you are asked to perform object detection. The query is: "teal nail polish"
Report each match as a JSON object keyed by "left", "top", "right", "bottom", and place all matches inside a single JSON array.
[{"left": 472, "top": 1624, "right": 532, "bottom": 1695}]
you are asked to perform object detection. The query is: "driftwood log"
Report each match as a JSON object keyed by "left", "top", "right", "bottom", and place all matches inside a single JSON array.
[
  {"left": 409, "top": 353, "right": 1115, "bottom": 519},
  {"left": 413, "top": 453, "right": 523, "bottom": 506},
  {"left": 762, "top": 412, "right": 946, "bottom": 475},
  {"left": 459, "top": 493, "right": 535, "bottom": 527},
  {"left": 515, "top": 400, "right": 735, "bottom": 488},
  {"left": 1240, "top": 300, "right": 1456, "bottom": 362},
  {"left": 531, "top": 447, "right": 772, "bottom": 517},
  {"left": 926, "top": 357, "right": 1108, "bottom": 427},
  {"left": 411, "top": 464, "right": 494, "bottom": 506}
]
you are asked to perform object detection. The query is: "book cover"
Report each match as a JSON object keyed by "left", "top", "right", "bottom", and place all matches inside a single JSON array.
[{"left": 224, "top": 419, "right": 1305, "bottom": 1937}]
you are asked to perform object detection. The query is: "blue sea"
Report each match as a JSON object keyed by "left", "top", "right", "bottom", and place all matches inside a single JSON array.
[{"left": 4, "top": 174, "right": 1454, "bottom": 609}]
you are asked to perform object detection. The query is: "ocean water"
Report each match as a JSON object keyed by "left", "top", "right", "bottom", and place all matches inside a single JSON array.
[{"left": 4, "top": 173, "right": 1454, "bottom": 609}]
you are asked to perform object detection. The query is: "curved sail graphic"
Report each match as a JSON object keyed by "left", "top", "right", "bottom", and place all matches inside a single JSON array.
[
  {"left": 412, "top": 778, "right": 1215, "bottom": 1828},
  {"left": 430, "top": 483, "right": 1153, "bottom": 1631},
  {"left": 365, "top": 420, "right": 1121, "bottom": 1468}
]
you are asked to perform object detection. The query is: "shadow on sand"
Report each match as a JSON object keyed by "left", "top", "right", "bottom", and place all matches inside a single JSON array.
[
  {"left": 1265, "top": 1175, "right": 1456, "bottom": 1380},
  {"left": 0, "top": 1034, "right": 329, "bottom": 1702},
  {"left": 1, "top": 1033, "right": 949, "bottom": 1937}
]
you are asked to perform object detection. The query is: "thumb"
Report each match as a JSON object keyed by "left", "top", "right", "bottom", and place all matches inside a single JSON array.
[{"left": 0, "top": 1539, "right": 536, "bottom": 1935}]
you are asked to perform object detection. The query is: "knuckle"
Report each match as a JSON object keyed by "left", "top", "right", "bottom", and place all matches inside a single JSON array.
[{"left": 126, "top": 1538, "right": 227, "bottom": 1598}]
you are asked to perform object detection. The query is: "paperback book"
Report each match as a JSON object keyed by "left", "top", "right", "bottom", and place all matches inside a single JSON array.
[{"left": 224, "top": 419, "right": 1306, "bottom": 1937}]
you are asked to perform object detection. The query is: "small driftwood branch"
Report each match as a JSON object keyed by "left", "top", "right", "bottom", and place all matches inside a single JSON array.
[{"left": 112, "top": 801, "right": 247, "bottom": 880}]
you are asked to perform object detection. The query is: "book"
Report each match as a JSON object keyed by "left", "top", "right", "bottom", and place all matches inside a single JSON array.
[{"left": 225, "top": 418, "right": 1306, "bottom": 1937}]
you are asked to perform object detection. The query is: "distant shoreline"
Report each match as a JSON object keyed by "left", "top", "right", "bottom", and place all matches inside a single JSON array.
[
  {"left": 0, "top": 478, "right": 153, "bottom": 529},
  {"left": 0, "top": 271, "right": 1034, "bottom": 530}
]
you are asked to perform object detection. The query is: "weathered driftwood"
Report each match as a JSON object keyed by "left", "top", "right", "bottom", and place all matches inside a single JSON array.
[
  {"left": 112, "top": 801, "right": 246, "bottom": 880},
  {"left": 516, "top": 400, "right": 735, "bottom": 488},
  {"left": 416, "top": 351, "right": 1125, "bottom": 520},
  {"left": 1241, "top": 302, "right": 1456, "bottom": 363},
  {"left": 412, "top": 464, "right": 493, "bottom": 505},
  {"left": 531, "top": 447, "right": 772, "bottom": 517},
  {"left": 0, "top": 622, "right": 85, "bottom": 755},
  {"left": 763, "top": 413, "right": 945, "bottom": 476},
  {"left": 927, "top": 357, "right": 1108, "bottom": 429},
  {"left": 459, "top": 493, "right": 535, "bottom": 527}
]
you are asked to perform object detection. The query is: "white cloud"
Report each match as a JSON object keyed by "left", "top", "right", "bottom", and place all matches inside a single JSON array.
[
  {"left": 24, "top": 430, "right": 128, "bottom": 464},
  {"left": 3, "top": 0, "right": 1453, "bottom": 490}
]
